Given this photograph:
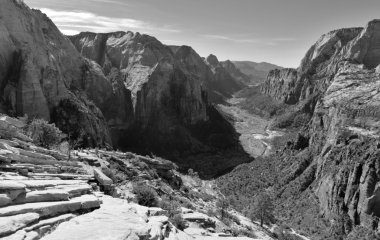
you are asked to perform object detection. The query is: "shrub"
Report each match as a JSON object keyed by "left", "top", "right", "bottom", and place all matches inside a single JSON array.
[
  {"left": 159, "top": 196, "right": 181, "bottom": 218},
  {"left": 0, "top": 125, "right": 17, "bottom": 140},
  {"left": 171, "top": 214, "right": 187, "bottom": 230},
  {"left": 132, "top": 184, "right": 158, "bottom": 207},
  {"left": 26, "top": 119, "right": 63, "bottom": 149}
]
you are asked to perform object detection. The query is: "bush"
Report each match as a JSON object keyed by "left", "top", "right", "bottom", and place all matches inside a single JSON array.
[
  {"left": 26, "top": 119, "right": 63, "bottom": 149},
  {"left": 0, "top": 125, "right": 17, "bottom": 140},
  {"left": 159, "top": 196, "right": 181, "bottom": 217},
  {"left": 171, "top": 214, "right": 187, "bottom": 230},
  {"left": 132, "top": 184, "right": 158, "bottom": 207}
]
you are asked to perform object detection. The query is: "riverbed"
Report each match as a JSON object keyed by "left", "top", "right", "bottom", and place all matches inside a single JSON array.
[{"left": 218, "top": 96, "right": 283, "bottom": 157}]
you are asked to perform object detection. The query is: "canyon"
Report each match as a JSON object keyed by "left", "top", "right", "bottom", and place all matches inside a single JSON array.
[{"left": 1, "top": 0, "right": 380, "bottom": 239}]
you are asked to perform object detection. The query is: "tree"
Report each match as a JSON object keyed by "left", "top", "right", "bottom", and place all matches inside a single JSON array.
[
  {"left": 216, "top": 197, "right": 230, "bottom": 219},
  {"left": 250, "top": 192, "right": 275, "bottom": 227}
]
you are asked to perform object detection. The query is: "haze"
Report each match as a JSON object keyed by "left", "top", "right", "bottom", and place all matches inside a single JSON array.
[{"left": 25, "top": 0, "right": 380, "bottom": 67}]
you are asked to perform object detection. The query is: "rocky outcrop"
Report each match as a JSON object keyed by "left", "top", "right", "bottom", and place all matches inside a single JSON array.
[
  {"left": 0, "top": 116, "right": 101, "bottom": 240},
  {"left": 259, "top": 19, "right": 380, "bottom": 236},
  {"left": 261, "top": 27, "right": 364, "bottom": 106},
  {"left": 0, "top": 0, "right": 113, "bottom": 147}
]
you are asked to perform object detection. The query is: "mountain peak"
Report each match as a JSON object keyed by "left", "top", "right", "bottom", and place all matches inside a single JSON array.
[{"left": 206, "top": 54, "right": 220, "bottom": 67}]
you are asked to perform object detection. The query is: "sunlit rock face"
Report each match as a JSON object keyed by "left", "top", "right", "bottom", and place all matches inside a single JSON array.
[
  {"left": 261, "top": 19, "right": 380, "bottom": 228},
  {"left": 0, "top": 0, "right": 113, "bottom": 146},
  {"left": 70, "top": 32, "right": 249, "bottom": 178}
]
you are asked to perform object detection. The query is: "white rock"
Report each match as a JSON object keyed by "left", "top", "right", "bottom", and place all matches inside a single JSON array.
[{"left": 0, "top": 213, "right": 40, "bottom": 236}]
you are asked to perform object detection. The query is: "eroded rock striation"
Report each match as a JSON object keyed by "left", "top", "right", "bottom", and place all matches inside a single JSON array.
[
  {"left": 260, "top": 19, "right": 380, "bottom": 235},
  {"left": 0, "top": 0, "right": 113, "bottom": 146}
]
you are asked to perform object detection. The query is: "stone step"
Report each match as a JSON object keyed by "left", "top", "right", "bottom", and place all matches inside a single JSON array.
[
  {"left": 0, "top": 194, "right": 101, "bottom": 217},
  {"left": 24, "top": 213, "right": 76, "bottom": 232},
  {"left": 2, "top": 230, "right": 38, "bottom": 240},
  {"left": 15, "top": 180, "right": 89, "bottom": 190},
  {"left": 0, "top": 212, "right": 40, "bottom": 237},
  {"left": 57, "top": 185, "right": 92, "bottom": 198},
  {"left": 14, "top": 190, "right": 70, "bottom": 205},
  {"left": 1, "top": 152, "right": 79, "bottom": 167},
  {"left": 27, "top": 173, "right": 94, "bottom": 181}
]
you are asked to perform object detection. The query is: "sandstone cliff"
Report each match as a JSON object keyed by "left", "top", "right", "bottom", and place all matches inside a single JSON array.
[
  {"left": 0, "top": 0, "right": 113, "bottom": 147},
  {"left": 259, "top": 19, "right": 380, "bottom": 237}
]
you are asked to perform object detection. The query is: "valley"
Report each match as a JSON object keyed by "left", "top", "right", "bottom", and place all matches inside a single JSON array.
[
  {"left": 218, "top": 95, "right": 283, "bottom": 157},
  {"left": 1, "top": 0, "right": 380, "bottom": 239}
]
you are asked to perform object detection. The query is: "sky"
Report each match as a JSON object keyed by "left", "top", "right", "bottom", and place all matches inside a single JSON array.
[{"left": 24, "top": 0, "right": 380, "bottom": 68}]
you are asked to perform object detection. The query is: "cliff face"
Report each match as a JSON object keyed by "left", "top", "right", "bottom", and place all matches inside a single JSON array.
[
  {"left": 262, "top": 27, "right": 363, "bottom": 106},
  {"left": 69, "top": 32, "right": 249, "bottom": 178},
  {"left": 205, "top": 55, "right": 245, "bottom": 102},
  {"left": 221, "top": 60, "right": 251, "bottom": 86},
  {"left": 0, "top": 0, "right": 112, "bottom": 146},
  {"left": 260, "top": 20, "right": 380, "bottom": 234}
]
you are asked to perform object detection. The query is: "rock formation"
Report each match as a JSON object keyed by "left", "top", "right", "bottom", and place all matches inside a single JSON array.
[
  {"left": 259, "top": 19, "right": 380, "bottom": 235},
  {"left": 0, "top": 0, "right": 250, "bottom": 177},
  {"left": 0, "top": 0, "right": 112, "bottom": 147},
  {"left": 69, "top": 32, "right": 251, "bottom": 178},
  {"left": 205, "top": 54, "right": 245, "bottom": 102}
]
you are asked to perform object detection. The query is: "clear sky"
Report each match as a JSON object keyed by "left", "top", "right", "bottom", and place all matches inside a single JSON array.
[{"left": 24, "top": 0, "right": 380, "bottom": 68}]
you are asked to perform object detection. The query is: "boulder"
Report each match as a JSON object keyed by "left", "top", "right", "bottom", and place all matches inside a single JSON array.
[{"left": 93, "top": 169, "right": 113, "bottom": 186}]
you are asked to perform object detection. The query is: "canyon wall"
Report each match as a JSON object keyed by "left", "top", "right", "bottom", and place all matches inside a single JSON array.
[{"left": 261, "top": 19, "right": 380, "bottom": 232}]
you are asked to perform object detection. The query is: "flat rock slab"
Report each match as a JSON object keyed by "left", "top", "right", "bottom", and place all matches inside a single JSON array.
[
  {"left": 41, "top": 196, "right": 149, "bottom": 240},
  {"left": 15, "top": 189, "right": 70, "bottom": 204},
  {"left": 24, "top": 213, "right": 75, "bottom": 231},
  {"left": 16, "top": 180, "right": 88, "bottom": 189},
  {"left": 0, "top": 181, "right": 26, "bottom": 190},
  {"left": 0, "top": 195, "right": 100, "bottom": 217},
  {"left": 0, "top": 213, "right": 39, "bottom": 237}
]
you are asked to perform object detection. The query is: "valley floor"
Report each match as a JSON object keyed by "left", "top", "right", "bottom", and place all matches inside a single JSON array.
[{"left": 218, "top": 95, "right": 283, "bottom": 157}]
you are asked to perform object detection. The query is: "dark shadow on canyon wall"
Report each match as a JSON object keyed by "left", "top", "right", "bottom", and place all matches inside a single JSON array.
[{"left": 112, "top": 105, "right": 253, "bottom": 179}]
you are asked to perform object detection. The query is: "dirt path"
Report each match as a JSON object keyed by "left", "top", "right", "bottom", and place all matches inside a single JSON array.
[{"left": 218, "top": 96, "right": 283, "bottom": 158}]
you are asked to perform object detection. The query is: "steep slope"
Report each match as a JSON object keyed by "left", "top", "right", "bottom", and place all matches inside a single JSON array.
[
  {"left": 221, "top": 60, "right": 252, "bottom": 86},
  {"left": 69, "top": 32, "right": 251, "bottom": 178},
  {"left": 219, "top": 19, "right": 380, "bottom": 239},
  {"left": 0, "top": 0, "right": 118, "bottom": 147},
  {"left": 205, "top": 54, "right": 246, "bottom": 102},
  {"left": 231, "top": 61, "right": 283, "bottom": 85}
]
